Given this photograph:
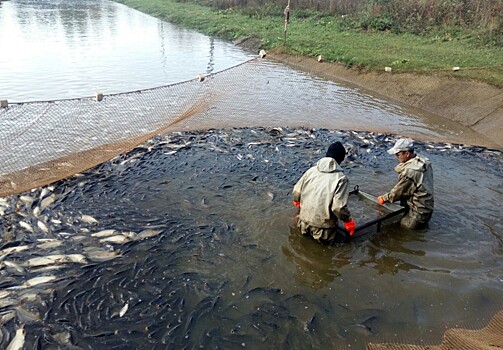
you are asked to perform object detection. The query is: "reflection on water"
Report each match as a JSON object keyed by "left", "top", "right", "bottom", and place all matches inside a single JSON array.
[
  {"left": 0, "top": 0, "right": 254, "bottom": 102},
  {"left": 282, "top": 225, "right": 351, "bottom": 289},
  {"left": 360, "top": 231, "right": 428, "bottom": 275}
]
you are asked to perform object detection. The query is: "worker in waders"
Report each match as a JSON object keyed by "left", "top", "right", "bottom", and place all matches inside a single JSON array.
[
  {"left": 378, "top": 138, "right": 434, "bottom": 229},
  {"left": 292, "top": 142, "right": 356, "bottom": 243}
]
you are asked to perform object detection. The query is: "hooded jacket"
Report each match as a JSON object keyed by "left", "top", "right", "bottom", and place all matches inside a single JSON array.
[
  {"left": 382, "top": 154, "right": 434, "bottom": 222},
  {"left": 292, "top": 157, "right": 351, "bottom": 228}
]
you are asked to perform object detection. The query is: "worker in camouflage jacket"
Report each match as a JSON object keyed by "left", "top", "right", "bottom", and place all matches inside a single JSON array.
[
  {"left": 378, "top": 138, "right": 434, "bottom": 229},
  {"left": 292, "top": 142, "right": 356, "bottom": 242}
]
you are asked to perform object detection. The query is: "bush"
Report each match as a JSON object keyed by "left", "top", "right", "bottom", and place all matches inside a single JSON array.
[{"left": 360, "top": 13, "right": 398, "bottom": 32}]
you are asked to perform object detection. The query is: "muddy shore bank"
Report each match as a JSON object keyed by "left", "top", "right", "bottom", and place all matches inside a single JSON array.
[{"left": 266, "top": 52, "right": 503, "bottom": 149}]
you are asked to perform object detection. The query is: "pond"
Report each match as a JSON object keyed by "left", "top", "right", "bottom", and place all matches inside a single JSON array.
[{"left": 0, "top": 1, "right": 502, "bottom": 349}]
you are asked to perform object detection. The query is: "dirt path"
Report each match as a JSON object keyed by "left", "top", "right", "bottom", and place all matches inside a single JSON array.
[{"left": 268, "top": 52, "right": 503, "bottom": 150}]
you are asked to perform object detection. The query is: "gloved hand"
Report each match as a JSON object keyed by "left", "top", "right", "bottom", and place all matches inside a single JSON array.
[
  {"left": 343, "top": 218, "right": 356, "bottom": 236},
  {"left": 293, "top": 201, "right": 300, "bottom": 208},
  {"left": 377, "top": 196, "right": 385, "bottom": 205}
]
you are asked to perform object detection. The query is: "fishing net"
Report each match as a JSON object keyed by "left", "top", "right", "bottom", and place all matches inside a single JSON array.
[
  {"left": 0, "top": 60, "right": 252, "bottom": 196},
  {"left": 368, "top": 309, "right": 503, "bottom": 349},
  {"left": 0, "top": 56, "right": 502, "bottom": 349}
]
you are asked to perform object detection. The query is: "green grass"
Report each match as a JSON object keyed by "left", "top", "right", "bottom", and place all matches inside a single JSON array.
[{"left": 115, "top": 0, "right": 503, "bottom": 87}]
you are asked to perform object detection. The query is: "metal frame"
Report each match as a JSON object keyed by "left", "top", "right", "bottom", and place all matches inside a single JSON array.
[{"left": 337, "top": 185, "right": 407, "bottom": 241}]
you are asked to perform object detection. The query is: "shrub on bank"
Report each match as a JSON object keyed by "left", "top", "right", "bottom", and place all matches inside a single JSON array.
[{"left": 184, "top": 0, "right": 502, "bottom": 47}]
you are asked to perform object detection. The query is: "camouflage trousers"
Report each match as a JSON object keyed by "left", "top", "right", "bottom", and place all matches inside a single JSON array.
[
  {"left": 400, "top": 211, "right": 432, "bottom": 230},
  {"left": 298, "top": 220, "right": 339, "bottom": 243}
]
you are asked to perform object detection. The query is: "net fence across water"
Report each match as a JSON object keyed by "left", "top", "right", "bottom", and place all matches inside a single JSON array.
[
  {"left": 2, "top": 57, "right": 500, "bottom": 197},
  {"left": 0, "top": 63, "right": 226, "bottom": 196}
]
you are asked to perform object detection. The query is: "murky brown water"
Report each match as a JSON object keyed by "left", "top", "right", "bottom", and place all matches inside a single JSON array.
[{"left": 1, "top": 128, "right": 501, "bottom": 349}]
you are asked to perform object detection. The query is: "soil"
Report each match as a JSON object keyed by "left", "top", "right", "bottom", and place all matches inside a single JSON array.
[{"left": 234, "top": 36, "right": 503, "bottom": 149}]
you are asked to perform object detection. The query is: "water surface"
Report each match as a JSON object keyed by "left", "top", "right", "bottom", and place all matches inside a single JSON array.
[{"left": 0, "top": 0, "right": 254, "bottom": 102}]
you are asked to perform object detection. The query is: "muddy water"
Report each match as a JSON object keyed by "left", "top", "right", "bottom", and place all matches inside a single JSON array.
[
  {"left": 1, "top": 128, "right": 501, "bottom": 349},
  {"left": 168, "top": 59, "right": 496, "bottom": 149}
]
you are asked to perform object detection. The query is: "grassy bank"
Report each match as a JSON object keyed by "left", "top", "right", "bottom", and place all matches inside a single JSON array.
[{"left": 115, "top": 0, "right": 503, "bottom": 87}]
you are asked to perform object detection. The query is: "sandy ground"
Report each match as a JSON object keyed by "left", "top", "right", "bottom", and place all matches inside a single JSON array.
[{"left": 265, "top": 52, "right": 503, "bottom": 150}]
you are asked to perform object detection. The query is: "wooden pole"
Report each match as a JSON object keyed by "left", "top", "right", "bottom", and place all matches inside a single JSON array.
[{"left": 283, "top": 0, "right": 290, "bottom": 46}]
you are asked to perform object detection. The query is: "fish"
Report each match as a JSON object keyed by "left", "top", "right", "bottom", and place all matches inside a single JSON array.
[
  {"left": 2, "top": 261, "right": 26, "bottom": 274},
  {"left": 99, "top": 235, "right": 129, "bottom": 244},
  {"left": 39, "top": 187, "right": 51, "bottom": 200},
  {"left": 91, "top": 229, "right": 118, "bottom": 238},
  {"left": 37, "top": 220, "right": 49, "bottom": 233},
  {"left": 85, "top": 249, "right": 121, "bottom": 262},
  {"left": 119, "top": 303, "right": 129, "bottom": 317},
  {"left": 19, "top": 221, "right": 34, "bottom": 233},
  {"left": 14, "top": 306, "right": 41, "bottom": 323},
  {"left": 22, "top": 275, "right": 57, "bottom": 287},
  {"left": 30, "top": 265, "right": 64, "bottom": 273},
  {"left": 80, "top": 215, "right": 98, "bottom": 225},
  {"left": 25, "top": 254, "right": 87, "bottom": 267},
  {"left": 0, "top": 298, "right": 18, "bottom": 309},
  {"left": 6, "top": 325, "right": 25, "bottom": 350},
  {"left": 32, "top": 206, "right": 41, "bottom": 217},
  {"left": 135, "top": 229, "right": 163, "bottom": 240},
  {"left": 19, "top": 195, "right": 35, "bottom": 205},
  {"left": 0, "top": 290, "right": 11, "bottom": 300},
  {"left": 37, "top": 240, "right": 63, "bottom": 249},
  {"left": 0, "top": 310, "right": 16, "bottom": 326},
  {"left": 0, "top": 245, "right": 30, "bottom": 257},
  {"left": 40, "top": 194, "right": 56, "bottom": 212}
]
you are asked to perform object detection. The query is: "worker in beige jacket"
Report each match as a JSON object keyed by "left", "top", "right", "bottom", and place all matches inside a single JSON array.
[
  {"left": 378, "top": 138, "right": 434, "bottom": 229},
  {"left": 292, "top": 142, "right": 356, "bottom": 242}
]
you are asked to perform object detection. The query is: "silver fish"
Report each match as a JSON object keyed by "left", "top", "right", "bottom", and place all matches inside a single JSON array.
[
  {"left": 40, "top": 194, "right": 56, "bottom": 212},
  {"left": 119, "top": 303, "right": 129, "bottom": 317},
  {"left": 85, "top": 249, "right": 121, "bottom": 262},
  {"left": 37, "top": 220, "right": 49, "bottom": 233},
  {"left": 6, "top": 325, "right": 25, "bottom": 350},
  {"left": 26, "top": 254, "right": 87, "bottom": 267},
  {"left": 91, "top": 229, "right": 118, "bottom": 238},
  {"left": 2, "top": 261, "right": 26, "bottom": 274},
  {"left": 19, "top": 221, "right": 34, "bottom": 233},
  {"left": 37, "top": 240, "right": 63, "bottom": 249},
  {"left": 0, "top": 310, "right": 16, "bottom": 326},
  {"left": 80, "top": 215, "right": 99, "bottom": 225},
  {"left": 19, "top": 195, "right": 35, "bottom": 205},
  {"left": 0, "top": 245, "right": 30, "bottom": 256},
  {"left": 99, "top": 235, "right": 129, "bottom": 244},
  {"left": 135, "top": 229, "right": 162, "bottom": 241},
  {"left": 22, "top": 275, "right": 57, "bottom": 287}
]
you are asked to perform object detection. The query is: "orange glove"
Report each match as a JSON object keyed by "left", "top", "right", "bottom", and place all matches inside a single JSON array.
[
  {"left": 293, "top": 201, "right": 300, "bottom": 208},
  {"left": 377, "top": 196, "right": 385, "bottom": 205},
  {"left": 343, "top": 218, "right": 356, "bottom": 236}
]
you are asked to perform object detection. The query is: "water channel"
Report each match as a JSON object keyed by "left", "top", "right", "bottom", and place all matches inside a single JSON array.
[
  {"left": 0, "top": 0, "right": 255, "bottom": 102},
  {"left": 0, "top": 0, "right": 502, "bottom": 349}
]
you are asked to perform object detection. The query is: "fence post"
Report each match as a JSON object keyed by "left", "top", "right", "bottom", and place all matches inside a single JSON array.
[{"left": 283, "top": 0, "right": 291, "bottom": 46}]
